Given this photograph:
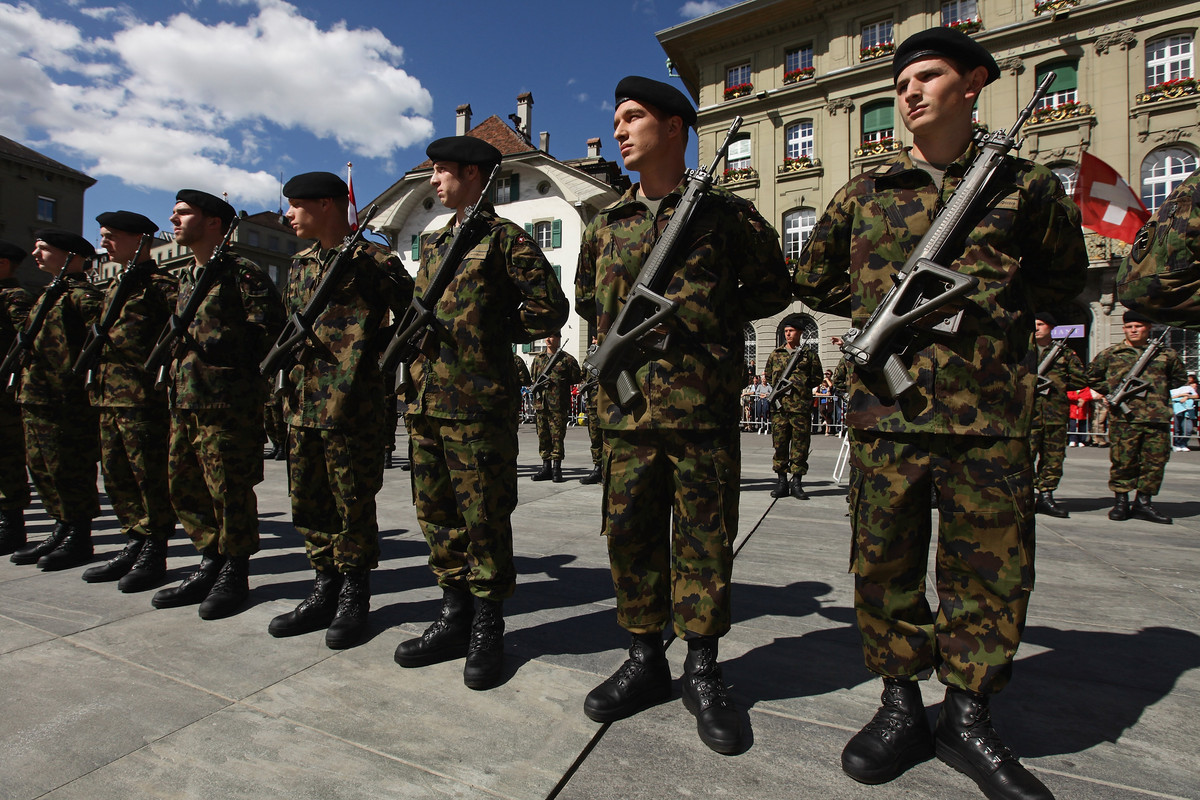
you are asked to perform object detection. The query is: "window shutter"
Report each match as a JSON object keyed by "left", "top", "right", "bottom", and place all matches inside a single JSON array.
[
  {"left": 411, "top": 235, "right": 419, "bottom": 260},
  {"left": 552, "top": 264, "right": 561, "bottom": 280},
  {"left": 552, "top": 219, "right": 562, "bottom": 248},
  {"left": 510, "top": 173, "right": 520, "bottom": 201},
  {"left": 525, "top": 223, "right": 534, "bottom": 236},
  {"left": 522, "top": 343, "right": 531, "bottom": 353},
  {"left": 1038, "top": 61, "right": 1078, "bottom": 92},
  {"left": 863, "top": 103, "right": 892, "bottom": 133}
]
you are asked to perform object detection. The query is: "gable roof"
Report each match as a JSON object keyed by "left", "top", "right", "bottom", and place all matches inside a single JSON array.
[
  {"left": 410, "top": 115, "right": 535, "bottom": 171},
  {"left": 0, "top": 135, "right": 96, "bottom": 186}
]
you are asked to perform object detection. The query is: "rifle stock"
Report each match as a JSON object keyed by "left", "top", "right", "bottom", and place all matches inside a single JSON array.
[
  {"left": 1107, "top": 328, "right": 1170, "bottom": 417},
  {"left": 73, "top": 234, "right": 155, "bottom": 389},
  {"left": 765, "top": 346, "right": 808, "bottom": 410},
  {"left": 1035, "top": 338, "right": 1067, "bottom": 397},
  {"left": 528, "top": 340, "right": 570, "bottom": 399}
]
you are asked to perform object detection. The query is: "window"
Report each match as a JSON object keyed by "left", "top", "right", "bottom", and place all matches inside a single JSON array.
[
  {"left": 785, "top": 45, "right": 814, "bottom": 81},
  {"left": 941, "top": 0, "right": 978, "bottom": 27},
  {"left": 727, "top": 137, "right": 752, "bottom": 171},
  {"left": 782, "top": 208, "right": 817, "bottom": 261},
  {"left": 268, "top": 235, "right": 280, "bottom": 251},
  {"left": 1036, "top": 61, "right": 1078, "bottom": 109},
  {"left": 491, "top": 173, "right": 519, "bottom": 205},
  {"left": 744, "top": 324, "right": 758, "bottom": 374},
  {"left": 36, "top": 196, "right": 56, "bottom": 222},
  {"left": 1050, "top": 163, "right": 1078, "bottom": 197},
  {"left": 862, "top": 101, "right": 894, "bottom": 145},
  {"left": 1141, "top": 147, "right": 1198, "bottom": 212},
  {"left": 785, "top": 121, "right": 814, "bottom": 161},
  {"left": 247, "top": 230, "right": 260, "bottom": 247},
  {"left": 726, "top": 63, "right": 751, "bottom": 89},
  {"left": 528, "top": 219, "right": 562, "bottom": 249},
  {"left": 861, "top": 20, "right": 894, "bottom": 59},
  {"left": 1146, "top": 34, "right": 1194, "bottom": 88}
]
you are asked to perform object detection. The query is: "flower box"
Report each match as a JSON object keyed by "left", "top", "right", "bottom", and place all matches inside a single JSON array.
[
  {"left": 724, "top": 83, "right": 753, "bottom": 100},
  {"left": 860, "top": 42, "right": 895, "bottom": 61},
  {"left": 1136, "top": 77, "right": 1199, "bottom": 104},
  {"left": 783, "top": 67, "right": 816, "bottom": 85},
  {"left": 722, "top": 166, "right": 758, "bottom": 183},
  {"left": 1029, "top": 101, "right": 1093, "bottom": 124}
]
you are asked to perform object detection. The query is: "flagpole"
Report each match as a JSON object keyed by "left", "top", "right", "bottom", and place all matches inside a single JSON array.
[{"left": 346, "top": 162, "right": 359, "bottom": 232}]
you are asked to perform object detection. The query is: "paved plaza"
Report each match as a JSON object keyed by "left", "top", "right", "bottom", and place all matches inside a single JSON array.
[{"left": 1, "top": 426, "right": 1198, "bottom": 799}]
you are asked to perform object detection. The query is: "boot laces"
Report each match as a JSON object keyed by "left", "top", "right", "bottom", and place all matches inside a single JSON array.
[
  {"left": 959, "top": 699, "right": 1016, "bottom": 767},
  {"left": 469, "top": 604, "right": 502, "bottom": 653},
  {"left": 863, "top": 685, "right": 917, "bottom": 742},
  {"left": 688, "top": 658, "right": 731, "bottom": 709},
  {"left": 129, "top": 540, "right": 161, "bottom": 571},
  {"left": 335, "top": 577, "right": 367, "bottom": 617},
  {"left": 208, "top": 560, "right": 244, "bottom": 594}
]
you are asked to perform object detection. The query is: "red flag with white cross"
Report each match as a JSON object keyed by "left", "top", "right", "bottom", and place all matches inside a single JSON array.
[{"left": 1073, "top": 151, "right": 1149, "bottom": 244}]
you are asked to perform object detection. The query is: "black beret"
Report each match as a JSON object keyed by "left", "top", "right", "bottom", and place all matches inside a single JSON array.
[
  {"left": 283, "top": 171, "right": 348, "bottom": 200},
  {"left": 615, "top": 75, "right": 698, "bottom": 129},
  {"left": 96, "top": 210, "right": 158, "bottom": 235},
  {"left": 781, "top": 314, "right": 806, "bottom": 331},
  {"left": 175, "top": 189, "right": 236, "bottom": 226},
  {"left": 1034, "top": 311, "right": 1057, "bottom": 327},
  {"left": 34, "top": 228, "right": 96, "bottom": 258},
  {"left": 893, "top": 27, "right": 1000, "bottom": 86},
  {"left": 1123, "top": 309, "right": 1154, "bottom": 324},
  {"left": 0, "top": 239, "right": 26, "bottom": 264},
  {"left": 426, "top": 136, "right": 502, "bottom": 168}
]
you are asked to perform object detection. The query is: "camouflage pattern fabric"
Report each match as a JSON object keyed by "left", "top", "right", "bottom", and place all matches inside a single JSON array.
[
  {"left": 531, "top": 349, "right": 581, "bottom": 460},
  {"left": 764, "top": 345, "right": 823, "bottom": 474},
  {"left": 264, "top": 395, "right": 286, "bottom": 450},
  {"left": 407, "top": 414, "right": 518, "bottom": 600},
  {"left": 1031, "top": 344, "right": 1085, "bottom": 492},
  {"left": 1106, "top": 420, "right": 1172, "bottom": 494},
  {"left": 16, "top": 275, "right": 103, "bottom": 408},
  {"left": 1117, "top": 169, "right": 1200, "bottom": 329},
  {"left": 512, "top": 353, "right": 531, "bottom": 387},
  {"left": 99, "top": 407, "right": 174, "bottom": 538},
  {"left": 22, "top": 404, "right": 100, "bottom": 521},
  {"left": 770, "top": 409, "right": 814, "bottom": 476},
  {"left": 584, "top": 385, "right": 603, "bottom": 464},
  {"left": 602, "top": 428, "right": 740, "bottom": 639},
  {"left": 0, "top": 277, "right": 33, "bottom": 512},
  {"left": 90, "top": 262, "right": 178, "bottom": 408},
  {"left": 848, "top": 431, "right": 1034, "bottom": 694}
]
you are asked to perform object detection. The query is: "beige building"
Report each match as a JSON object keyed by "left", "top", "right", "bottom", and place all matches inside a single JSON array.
[{"left": 658, "top": 0, "right": 1200, "bottom": 375}]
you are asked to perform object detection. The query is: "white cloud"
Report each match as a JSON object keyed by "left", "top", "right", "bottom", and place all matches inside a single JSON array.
[
  {"left": 0, "top": 0, "right": 434, "bottom": 206},
  {"left": 679, "top": 1, "right": 728, "bottom": 19}
]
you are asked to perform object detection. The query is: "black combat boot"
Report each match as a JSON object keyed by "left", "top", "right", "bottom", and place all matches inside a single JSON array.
[
  {"left": 585, "top": 632, "right": 672, "bottom": 723},
  {"left": 198, "top": 556, "right": 250, "bottom": 619},
  {"left": 0, "top": 509, "right": 26, "bottom": 556},
  {"left": 935, "top": 687, "right": 1053, "bottom": 800},
  {"left": 551, "top": 459, "right": 565, "bottom": 483},
  {"left": 384, "top": 449, "right": 394, "bottom": 469},
  {"left": 789, "top": 473, "right": 809, "bottom": 500},
  {"left": 275, "top": 446, "right": 287, "bottom": 461},
  {"left": 463, "top": 599, "right": 505, "bottom": 690},
  {"left": 579, "top": 464, "right": 602, "bottom": 485},
  {"left": 10, "top": 520, "right": 68, "bottom": 565},
  {"left": 118, "top": 535, "right": 170, "bottom": 593},
  {"left": 681, "top": 636, "right": 743, "bottom": 755},
  {"left": 1035, "top": 491, "right": 1069, "bottom": 519},
  {"left": 769, "top": 472, "right": 790, "bottom": 498},
  {"left": 265, "top": 443, "right": 280, "bottom": 460},
  {"left": 268, "top": 569, "right": 342, "bottom": 637},
  {"left": 531, "top": 459, "right": 553, "bottom": 481},
  {"left": 1132, "top": 492, "right": 1172, "bottom": 524},
  {"left": 1108, "top": 492, "right": 1130, "bottom": 521},
  {"left": 152, "top": 548, "right": 225, "bottom": 609},
  {"left": 37, "top": 520, "right": 93, "bottom": 571},
  {"left": 842, "top": 678, "right": 934, "bottom": 784},
  {"left": 82, "top": 536, "right": 144, "bottom": 583},
  {"left": 394, "top": 586, "right": 474, "bottom": 667},
  {"left": 326, "top": 570, "right": 371, "bottom": 650}
]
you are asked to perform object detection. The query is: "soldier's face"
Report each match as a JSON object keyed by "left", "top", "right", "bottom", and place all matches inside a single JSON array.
[
  {"left": 1124, "top": 321, "right": 1151, "bottom": 345},
  {"left": 285, "top": 198, "right": 321, "bottom": 240},
  {"left": 895, "top": 57, "right": 986, "bottom": 138},
  {"left": 31, "top": 240, "right": 67, "bottom": 274},
  {"left": 613, "top": 100, "right": 677, "bottom": 173},
  {"left": 546, "top": 335, "right": 561, "bottom": 351},
  {"left": 170, "top": 202, "right": 218, "bottom": 247},
  {"left": 1034, "top": 320, "right": 1053, "bottom": 341},
  {"left": 100, "top": 227, "right": 143, "bottom": 264},
  {"left": 430, "top": 161, "right": 478, "bottom": 212},
  {"left": 784, "top": 326, "right": 800, "bottom": 347}
]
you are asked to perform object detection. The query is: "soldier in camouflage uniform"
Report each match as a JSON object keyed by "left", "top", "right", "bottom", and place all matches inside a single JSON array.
[
  {"left": 9, "top": 231, "right": 103, "bottom": 571},
  {"left": 266, "top": 171, "right": 413, "bottom": 650},
  {"left": 393, "top": 136, "right": 568, "bottom": 690},
  {"left": 579, "top": 335, "right": 603, "bottom": 484},
  {"left": 80, "top": 211, "right": 179, "bottom": 592},
  {"left": 264, "top": 394, "right": 287, "bottom": 460},
  {"left": 576, "top": 76, "right": 790, "bottom": 755},
  {"left": 763, "top": 315, "right": 823, "bottom": 499},
  {"left": 0, "top": 241, "right": 34, "bottom": 556},
  {"left": 1085, "top": 311, "right": 1185, "bottom": 524},
  {"left": 530, "top": 332, "right": 581, "bottom": 483},
  {"left": 150, "top": 190, "right": 285, "bottom": 620},
  {"left": 1030, "top": 311, "right": 1085, "bottom": 519},
  {"left": 793, "top": 30, "right": 1085, "bottom": 799}
]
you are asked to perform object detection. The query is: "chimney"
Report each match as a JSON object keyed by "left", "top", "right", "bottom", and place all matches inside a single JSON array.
[
  {"left": 587, "top": 137, "right": 602, "bottom": 158},
  {"left": 516, "top": 92, "right": 533, "bottom": 142},
  {"left": 539, "top": 131, "right": 550, "bottom": 153},
  {"left": 456, "top": 104, "right": 472, "bottom": 136}
]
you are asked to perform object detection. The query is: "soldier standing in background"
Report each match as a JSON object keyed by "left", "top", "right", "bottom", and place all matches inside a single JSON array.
[
  {"left": 393, "top": 137, "right": 568, "bottom": 690},
  {"left": 576, "top": 76, "right": 790, "bottom": 754},
  {"left": 793, "top": 29, "right": 1085, "bottom": 799},
  {"left": 266, "top": 171, "right": 413, "bottom": 649},
  {"left": 530, "top": 332, "right": 581, "bottom": 483},
  {"left": 0, "top": 241, "right": 34, "bottom": 556},
  {"left": 9, "top": 231, "right": 103, "bottom": 570},
  {"left": 579, "top": 335, "right": 603, "bottom": 485},
  {"left": 264, "top": 394, "right": 288, "bottom": 460},
  {"left": 150, "top": 190, "right": 284, "bottom": 620},
  {"left": 81, "top": 212, "right": 179, "bottom": 592},
  {"left": 1085, "top": 310, "right": 1185, "bottom": 524},
  {"left": 763, "top": 315, "right": 823, "bottom": 499},
  {"left": 1030, "top": 312, "right": 1084, "bottom": 519}
]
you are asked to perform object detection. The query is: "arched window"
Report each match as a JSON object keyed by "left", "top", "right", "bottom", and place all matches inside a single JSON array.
[
  {"left": 1146, "top": 34, "right": 1193, "bottom": 88},
  {"left": 782, "top": 208, "right": 817, "bottom": 261},
  {"left": 785, "top": 120, "right": 814, "bottom": 160},
  {"left": 1050, "top": 162, "right": 1078, "bottom": 197},
  {"left": 1036, "top": 60, "right": 1078, "bottom": 109},
  {"left": 1141, "top": 147, "right": 1198, "bottom": 212}
]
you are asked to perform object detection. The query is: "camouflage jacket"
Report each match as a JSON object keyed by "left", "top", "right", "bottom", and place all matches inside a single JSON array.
[
  {"left": 407, "top": 203, "right": 569, "bottom": 420},
  {"left": 1117, "top": 170, "right": 1200, "bottom": 329},
  {"left": 170, "top": 255, "right": 285, "bottom": 411},
  {"left": 576, "top": 180, "right": 791, "bottom": 430},
  {"left": 1085, "top": 341, "right": 1185, "bottom": 426},
  {"left": 0, "top": 277, "right": 35, "bottom": 411},
  {"left": 16, "top": 274, "right": 103, "bottom": 408},
  {"left": 531, "top": 349, "right": 582, "bottom": 410},
  {"left": 764, "top": 345, "right": 823, "bottom": 415},
  {"left": 513, "top": 353, "right": 531, "bottom": 387},
  {"left": 91, "top": 261, "right": 179, "bottom": 408},
  {"left": 283, "top": 240, "right": 413, "bottom": 430},
  {"left": 793, "top": 146, "right": 1087, "bottom": 437},
  {"left": 1032, "top": 342, "right": 1085, "bottom": 428}
]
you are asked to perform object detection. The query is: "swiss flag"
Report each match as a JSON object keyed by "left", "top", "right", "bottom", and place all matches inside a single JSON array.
[
  {"left": 1073, "top": 151, "right": 1149, "bottom": 244},
  {"left": 346, "top": 162, "right": 359, "bottom": 232}
]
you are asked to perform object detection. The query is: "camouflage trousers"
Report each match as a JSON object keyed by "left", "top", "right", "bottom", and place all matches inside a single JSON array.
[
  {"left": 586, "top": 397, "right": 603, "bottom": 465},
  {"left": 771, "top": 408, "right": 813, "bottom": 475},
  {"left": 99, "top": 407, "right": 175, "bottom": 540},
  {"left": 0, "top": 407, "right": 29, "bottom": 512},
  {"left": 601, "top": 427, "right": 740, "bottom": 640},
  {"left": 1030, "top": 415, "right": 1068, "bottom": 492},
  {"left": 848, "top": 431, "right": 1035, "bottom": 695},
  {"left": 21, "top": 404, "right": 100, "bottom": 522},
  {"left": 169, "top": 407, "right": 264, "bottom": 558},
  {"left": 1108, "top": 420, "right": 1171, "bottom": 495},
  {"left": 407, "top": 413, "right": 518, "bottom": 600},
  {"left": 289, "top": 424, "right": 384, "bottom": 573},
  {"left": 264, "top": 396, "right": 286, "bottom": 450},
  {"left": 535, "top": 399, "right": 570, "bottom": 460}
]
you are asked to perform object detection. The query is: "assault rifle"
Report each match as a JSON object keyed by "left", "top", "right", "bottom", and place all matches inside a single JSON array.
[
  {"left": 1035, "top": 338, "right": 1068, "bottom": 397},
  {"left": 380, "top": 164, "right": 500, "bottom": 392},
  {"left": 840, "top": 73, "right": 1058, "bottom": 399},
  {"left": 766, "top": 346, "right": 809, "bottom": 410},
  {"left": 0, "top": 254, "right": 76, "bottom": 393},
  {"left": 143, "top": 218, "right": 240, "bottom": 391},
  {"left": 1106, "top": 327, "right": 1171, "bottom": 417},
  {"left": 582, "top": 116, "right": 743, "bottom": 411},
  {"left": 259, "top": 204, "right": 379, "bottom": 395},
  {"left": 528, "top": 340, "right": 570, "bottom": 399},
  {"left": 72, "top": 234, "right": 155, "bottom": 389}
]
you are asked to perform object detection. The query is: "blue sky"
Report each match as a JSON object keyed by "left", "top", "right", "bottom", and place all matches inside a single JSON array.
[{"left": 0, "top": 0, "right": 738, "bottom": 245}]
